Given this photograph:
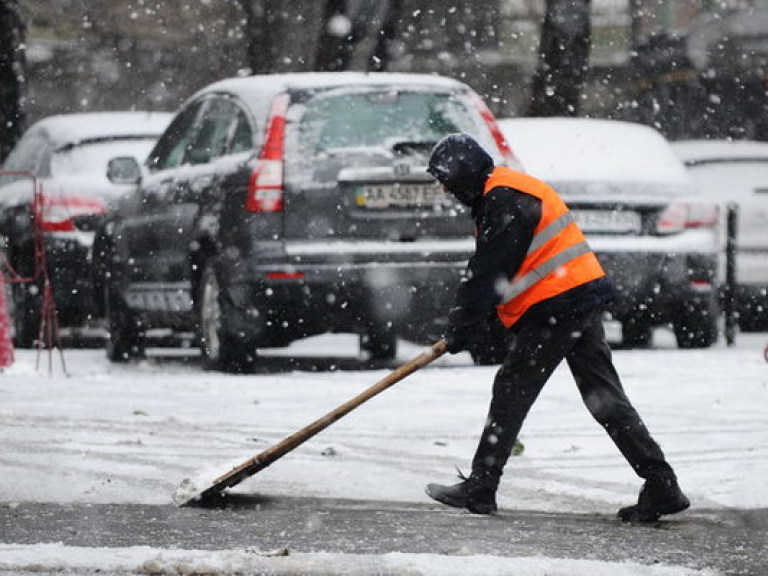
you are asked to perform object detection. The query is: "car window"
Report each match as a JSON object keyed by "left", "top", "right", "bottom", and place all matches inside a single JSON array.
[
  {"left": 297, "top": 90, "right": 490, "bottom": 155},
  {"left": 183, "top": 98, "right": 245, "bottom": 165},
  {"left": 148, "top": 101, "right": 205, "bottom": 172},
  {"left": 229, "top": 109, "right": 254, "bottom": 155}
]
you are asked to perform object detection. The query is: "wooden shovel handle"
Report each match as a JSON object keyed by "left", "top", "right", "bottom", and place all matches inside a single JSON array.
[{"left": 215, "top": 340, "right": 447, "bottom": 484}]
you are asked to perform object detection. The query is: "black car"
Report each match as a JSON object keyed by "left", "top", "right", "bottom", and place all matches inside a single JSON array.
[
  {"left": 0, "top": 112, "right": 171, "bottom": 347},
  {"left": 96, "top": 72, "right": 517, "bottom": 370}
]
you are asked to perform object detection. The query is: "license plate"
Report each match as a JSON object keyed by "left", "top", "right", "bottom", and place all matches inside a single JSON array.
[
  {"left": 356, "top": 183, "right": 452, "bottom": 209},
  {"left": 573, "top": 209, "right": 641, "bottom": 233}
]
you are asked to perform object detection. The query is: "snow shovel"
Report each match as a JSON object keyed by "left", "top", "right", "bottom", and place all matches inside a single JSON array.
[{"left": 173, "top": 339, "right": 447, "bottom": 507}]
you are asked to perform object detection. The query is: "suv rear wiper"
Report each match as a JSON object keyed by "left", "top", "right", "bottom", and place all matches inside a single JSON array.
[{"left": 392, "top": 141, "right": 437, "bottom": 156}]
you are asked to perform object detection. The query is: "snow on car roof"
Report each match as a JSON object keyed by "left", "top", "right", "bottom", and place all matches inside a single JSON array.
[
  {"left": 672, "top": 139, "right": 768, "bottom": 164},
  {"left": 500, "top": 117, "right": 691, "bottom": 184},
  {"left": 200, "top": 71, "right": 465, "bottom": 96},
  {"left": 34, "top": 111, "right": 173, "bottom": 148},
  {"left": 194, "top": 72, "right": 469, "bottom": 116}
]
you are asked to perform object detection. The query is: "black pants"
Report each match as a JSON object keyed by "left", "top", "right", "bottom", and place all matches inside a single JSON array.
[{"left": 471, "top": 306, "right": 674, "bottom": 487}]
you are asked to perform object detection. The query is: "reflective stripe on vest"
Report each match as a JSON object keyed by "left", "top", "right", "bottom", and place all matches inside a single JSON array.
[
  {"left": 526, "top": 211, "right": 575, "bottom": 255},
  {"left": 500, "top": 239, "right": 591, "bottom": 304}
]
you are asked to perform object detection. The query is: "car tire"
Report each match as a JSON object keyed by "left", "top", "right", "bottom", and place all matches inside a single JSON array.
[
  {"left": 621, "top": 320, "right": 652, "bottom": 349},
  {"left": 674, "top": 295, "right": 719, "bottom": 349},
  {"left": 674, "top": 316, "right": 718, "bottom": 349},
  {"left": 105, "top": 283, "right": 145, "bottom": 362},
  {"left": 11, "top": 282, "right": 41, "bottom": 349},
  {"left": 735, "top": 292, "right": 768, "bottom": 332},
  {"left": 360, "top": 327, "right": 397, "bottom": 362},
  {"left": 198, "top": 263, "right": 256, "bottom": 373}
]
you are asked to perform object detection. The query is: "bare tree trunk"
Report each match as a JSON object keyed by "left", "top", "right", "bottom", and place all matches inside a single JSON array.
[
  {"left": 368, "top": 0, "right": 403, "bottom": 71},
  {"left": 316, "top": 0, "right": 407, "bottom": 72},
  {"left": 315, "top": 0, "right": 356, "bottom": 71},
  {"left": 629, "top": 0, "right": 644, "bottom": 51},
  {"left": 234, "top": 0, "right": 280, "bottom": 74},
  {"left": 0, "top": 0, "right": 27, "bottom": 163},
  {"left": 528, "top": 0, "right": 591, "bottom": 117}
]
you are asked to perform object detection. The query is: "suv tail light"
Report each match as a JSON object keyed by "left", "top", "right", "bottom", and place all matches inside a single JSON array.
[
  {"left": 468, "top": 91, "right": 524, "bottom": 171},
  {"left": 246, "top": 160, "right": 284, "bottom": 213},
  {"left": 35, "top": 194, "right": 106, "bottom": 233},
  {"left": 656, "top": 201, "right": 719, "bottom": 235},
  {"left": 246, "top": 93, "right": 290, "bottom": 213}
]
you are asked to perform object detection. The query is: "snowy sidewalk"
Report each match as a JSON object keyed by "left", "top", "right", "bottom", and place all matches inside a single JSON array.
[{"left": 1, "top": 332, "right": 767, "bottom": 574}]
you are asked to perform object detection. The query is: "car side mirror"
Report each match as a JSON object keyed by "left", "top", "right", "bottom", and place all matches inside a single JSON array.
[{"left": 107, "top": 156, "right": 142, "bottom": 184}]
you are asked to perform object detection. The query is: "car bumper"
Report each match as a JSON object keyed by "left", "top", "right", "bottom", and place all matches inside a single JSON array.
[
  {"left": 221, "top": 241, "right": 472, "bottom": 344},
  {"left": 221, "top": 237, "right": 720, "bottom": 341},
  {"left": 45, "top": 235, "right": 98, "bottom": 322},
  {"left": 596, "top": 250, "right": 718, "bottom": 322}
]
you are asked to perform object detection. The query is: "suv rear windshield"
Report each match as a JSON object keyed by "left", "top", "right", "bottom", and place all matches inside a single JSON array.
[
  {"left": 282, "top": 87, "right": 485, "bottom": 241},
  {"left": 296, "top": 89, "right": 495, "bottom": 157}
]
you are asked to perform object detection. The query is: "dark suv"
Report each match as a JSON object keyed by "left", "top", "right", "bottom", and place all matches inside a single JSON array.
[{"left": 95, "top": 72, "right": 516, "bottom": 370}]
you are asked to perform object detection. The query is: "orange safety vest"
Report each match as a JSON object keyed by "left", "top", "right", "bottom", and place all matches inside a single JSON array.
[{"left": 485, "top": 167, "right": 606, "bottom": 328}]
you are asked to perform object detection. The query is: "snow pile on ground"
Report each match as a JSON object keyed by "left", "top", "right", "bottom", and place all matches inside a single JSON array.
[
  {"left": 171, "top": 457, "right": 252, "bottom": 506},
  {"left": 0, "top": 543, "right": 720, "bottom": 576}
]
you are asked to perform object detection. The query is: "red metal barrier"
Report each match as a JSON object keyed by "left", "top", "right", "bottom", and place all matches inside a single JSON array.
[
  {"left": 0, "top": 170, "right": 66, "bottom": 373},
  {"left": 0, "top": 271, "right": 13, "bottom": 368}
]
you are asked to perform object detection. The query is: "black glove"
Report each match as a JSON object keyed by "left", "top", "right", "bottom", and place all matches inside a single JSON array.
[
  {"left": 445, "top": 309, "right": 507, "bottom": 357},
  {"left": 444, "top": 306, "right": 469, "bottom": 354},
  {"left": 444, "top": 306, "right": 484, "bottom": 355},
  {"left": 444, "top": 325, "right": 470, "bottom": 354}
]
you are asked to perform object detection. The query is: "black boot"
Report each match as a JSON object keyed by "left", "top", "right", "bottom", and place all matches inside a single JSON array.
[
  {"left": 618, "top": 474, "right": 690, "bottom": 522},
  {"left": 425, "top": 471, "right": 498, "bottom": 515}
]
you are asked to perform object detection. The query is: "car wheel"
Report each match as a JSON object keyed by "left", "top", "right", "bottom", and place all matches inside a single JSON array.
[
  {"left": 674, "top": 295, "right": 719, "bottom": 349},
  {"left": 621, "top": 320, "right": 652, "bottom": 349},
  {"left": 11, "top": 282, "right": 41, "bottom": 348},
  {"left": 674, "top": 316, "right": 718, "bottom": 349},
  {"left": 360, "top": 327, "right": 397, "bottom": 362},
  {"left": 105, "top": 283, "right": 145, "bottom": 362},
  {"left": 736, "top": 312, "right": 761, "bottom": 332},
  {"left": 198, "top": 263, "right": 256, "bottom": 373},
  {"left": 735, "top": 293, "right": 768, "bottom": 332}
]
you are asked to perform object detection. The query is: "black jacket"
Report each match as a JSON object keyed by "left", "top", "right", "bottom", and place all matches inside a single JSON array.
[{"left": 448, "top": 185, "right": 616, "bottom": 343}]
